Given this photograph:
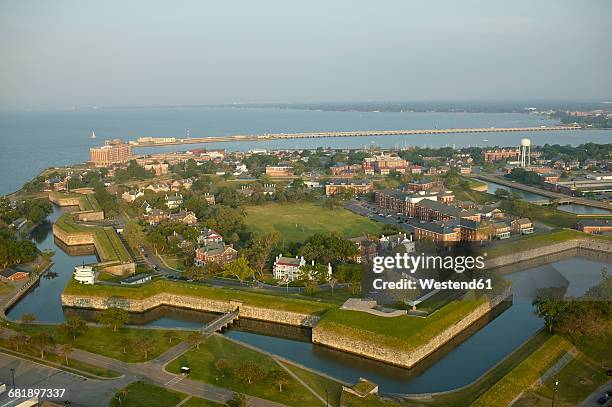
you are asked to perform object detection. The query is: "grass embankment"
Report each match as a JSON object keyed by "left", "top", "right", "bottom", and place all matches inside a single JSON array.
[
  {"left": 50, "top": 191, "right": 100, "bottom": 212},
  {"left": 167, "top": 335, "right": 324, "bottom": 407},
  {"left": 316, "top": 293, "right": 491, "bottom": 353},
  {"left": 452, "top": 187, "right": 497, "bottom": 205},
  {"left": 182, "top": 398, "right": 224, "bottom": 407},
  {"left": 485, "top": 228, "right": 612, "bottom": 259},
  {"left": 514, "top": 333, "right": 612, "bottom": 407},
  {"left": 245, "top": 202, "right": 381, "bottom": 242},
  {"left": 110, "top": 381, "right": 187, "bottom": 407},
  {"left": 54, "top": 212, "right": 131, "bottom": 263},
  {"left": 63, "top": 278, "right": 335, "bottom": 316},
  {"left": 280, "top": 362, "right": 343, "bottom": 407},
  {"left": 469, "top": 335, "right": 572, "bottom": 407},
  {"left": 10, "top": 322, "right": 189, "bottom": 363}
]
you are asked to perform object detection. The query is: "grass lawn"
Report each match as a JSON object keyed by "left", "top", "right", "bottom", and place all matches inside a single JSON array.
[
  {"left": 315, "top": 293, "right": 490, "bottom": 353},
  {"left": 182, "top": 397, "right": 224, "bottom": 407},
  {"left": 484, "top": 229, "right": 612, "bottom": 258},
  {"left": 469, "top": 335, "right": 572, "bottom": 407},
  {"left": 342, "top": 392, "right": 403, "bottom": 407},
  {"left": 0, "top": 281, "right": 14, "bottom": 294},
  {"left": 166, "top": 335, "right": 324, "bottom": 407},
  {"left": 280, "top": 362, "right": 343, "bottom": 407},
  {"left": 245, "top": 202, "right": 381, "bottom": 242},
  {"left": 54, "top": 212, "right": 131, "bottom": 263},
  {"left": 110, "top": 381, "right": 187, "bottom": 407},
  {"left": 10, "top": 323, "right": 189, "bottom": 363},
  {"left": 63, "top": 278, "right": 335, "bottom": 316}
]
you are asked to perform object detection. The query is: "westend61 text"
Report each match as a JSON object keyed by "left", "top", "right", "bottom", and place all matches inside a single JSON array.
[{"left": 372, "top": 278, "right": 493, "bottom": 291}]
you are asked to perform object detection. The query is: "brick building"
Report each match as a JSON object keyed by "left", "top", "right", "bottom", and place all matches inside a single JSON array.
[
  {"left": 325, "top": 180, "right": 373, "bottom": 196},
  {"left": 89, "top": 140, "right": 132, "bottom": 167}
]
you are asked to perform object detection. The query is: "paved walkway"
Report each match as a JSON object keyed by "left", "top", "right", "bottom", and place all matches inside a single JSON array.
[{"left": 0, "top": 325, "right": 288, "bottom": 407}]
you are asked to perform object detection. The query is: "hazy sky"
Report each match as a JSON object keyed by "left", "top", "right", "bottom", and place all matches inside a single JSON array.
[{"left": 1, "top": 0, "right": 611, "bottom": 109}]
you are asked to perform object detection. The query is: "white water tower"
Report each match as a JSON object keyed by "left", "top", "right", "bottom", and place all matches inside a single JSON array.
[{"left": 519, "top": 138, "right": 531, "bottom": 167}]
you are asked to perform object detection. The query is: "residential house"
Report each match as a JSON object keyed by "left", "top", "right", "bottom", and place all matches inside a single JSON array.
[
  {"left": 273, "top": 255, "right": 307, "bottom": 281},
  {"left": 197, "top": 228, "right": 223, "bottom": 245},
  {"left": 168, "top": 210, "right": 198, "bottom": 225},
  {"left": 146, "top": 183, "right": 170, "bottom": 193},
  {"left": 203, "top": 193, "right": 216, "bottom": 206},
  {"left": 194, "top": 242, "right": 237, "bottom": 266},
  {"left": 165, "top": 193, "right": 183, "bottom": 209},
  {"left": 492, "top": 221, "right": 511, "bottom": 239},
  {"left": 511, "top": 218, "right": 534, "bottom": 234},
  {"left": 147, "top": 209, "right": 169, "bottom": 225},
  {"left": 348, "top": 236, "right": 380, "bottom": 264},
  {"left": 121, "top": 189, "right": 144, "bottom": 203},
  {"left": 325, "top": 179, "right": 373, "bottom": 196}
]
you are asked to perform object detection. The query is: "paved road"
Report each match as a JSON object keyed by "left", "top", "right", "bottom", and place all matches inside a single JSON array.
[
  {"left": 0, "top": 352, "right": 135, "bottom": 407},
  {"left": 579, "top": 380, "right": 612, "bottom": 407}
]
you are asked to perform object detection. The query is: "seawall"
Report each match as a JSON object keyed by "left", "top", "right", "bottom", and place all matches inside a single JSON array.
[
  {"left": 60, "top": 292, "right": 320, "bottom": 328},
  {"left": 311, "top": 285, "right": 512, "bottom": 369},
  {"left": 484, "top": 238, "right": 612, "bottom": 269}
]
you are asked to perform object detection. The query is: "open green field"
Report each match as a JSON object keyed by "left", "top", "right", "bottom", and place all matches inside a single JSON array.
[
  {"left": 167, "top": 335, "right": 324, "bottom": 407},
  {"left": 10, "top": 322, "right": 189, "bottom": 363},
  {"left": 110, "top": 381, "right": 187, "bottom": 407},
  {"left": 281, "top": 361, "right": 343, "bottom": 407},
  {"left": 245, "top": 202, "right": 381, "bottom": 241},
  {"left": 484, "top": 229, "right": 612, "bottom": 258},
  {"left": 470, "top": 335, "right": 572, "bottom": 407},
  {"left": 63, "top": 278, "right": 335, "bottom": 316}
]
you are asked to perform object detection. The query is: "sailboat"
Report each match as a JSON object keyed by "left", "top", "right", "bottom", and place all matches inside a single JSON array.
[{"left": 91, "top": 131, "right": 96, "bottom": 139}]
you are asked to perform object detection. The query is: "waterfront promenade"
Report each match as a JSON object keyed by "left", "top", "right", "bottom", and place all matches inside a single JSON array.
[{"left": 130, "top": 125, "right": 581, "bottom": 147}]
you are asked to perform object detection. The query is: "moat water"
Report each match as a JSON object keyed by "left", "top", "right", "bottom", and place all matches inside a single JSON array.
[
  {"left": 2, "top": 108, "right": 611, "bottom": 195},
  {"left": 6, "top": 205, "right": 611, "bottom": 393}
]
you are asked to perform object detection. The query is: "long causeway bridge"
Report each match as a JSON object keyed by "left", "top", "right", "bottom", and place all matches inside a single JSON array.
[{"left": 130, "top": 125, "right": 581, "bottom": 147}]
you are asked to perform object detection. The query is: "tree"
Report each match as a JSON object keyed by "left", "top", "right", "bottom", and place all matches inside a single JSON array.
[
  {"left": 30, "top": 332, "right": 53, "bottom": 359},
  {"left": 187, "top": 332, "right": 206, "bottom": 349},
  {"left": 235, "top": 361, "right": 263, "bottom": 385},
  {"left": 532, "top": 287, "right": 568, "bottom": 332},
  {"left": 328, "top": 277, "right": 338, "bottom": 296},
  {"left": 215, "top": 358, "right": 230, "bottom": 377},
  {"left": 268, "top": 369, "right": 291, "bottom": 392},
  {"left": 164, "top": 331, "right": 179, "bottom": 344},
  {"left": 223, "top": 256, "right": 255, "bottom": 285},
  {"left": 21, "top": 313, "right": 36, "bottom": 324},
  {"left": 225, "top": 393, "right": 247, "bottom": 407},
  {"left": 118, "top": 336, "right": 132, "bottom": 354},
  {"left": 58, "top": 343, "right": 73, "bottom": 365},
  {"left": 136, "top": 337, "right": 157, "bottom": 360},
  {"left": 246, "top": 233, "right": 280, "bottom": 278},
  {"left": 99, "top": 307, "right": 129, "bottom": 332},
  {"left": 8, "top": 333, "right": 28, "bottom": 351},
  {"left": 60, "top": 316, "right": 88, "bottom": 340}
]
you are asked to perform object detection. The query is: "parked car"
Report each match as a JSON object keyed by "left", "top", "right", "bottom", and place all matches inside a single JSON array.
[{"left": 597, "top": 394, "right": 609, "bottom": 405}]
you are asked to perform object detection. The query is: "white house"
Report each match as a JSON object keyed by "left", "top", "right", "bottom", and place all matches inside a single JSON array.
[
  {"left": 73, "top": 265, "right": 95, "bottom": 285},
  {"left": 165, "top": 193, "right": 183, "bottom": 209},
  {"left": 121, "top": 189, "right": 144, "bottom": 203},
  {"left": 273, "top": 255, "right": 306, "bottom": 281}
]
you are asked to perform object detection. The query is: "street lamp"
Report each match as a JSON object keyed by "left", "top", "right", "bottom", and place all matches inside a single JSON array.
[
  {"left": 551, "top": 378, "right": 559, "bottom": 407},
  {"left": 325, "top": 389, "right": 329, "bottom": 407},
  {"left": 10, "top": 368, "right": 15, "bottom": 388}
]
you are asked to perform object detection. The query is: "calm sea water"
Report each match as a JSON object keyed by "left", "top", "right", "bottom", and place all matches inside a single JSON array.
[{"left": 1, "top": 108, "right": 611, "bottom": 195}]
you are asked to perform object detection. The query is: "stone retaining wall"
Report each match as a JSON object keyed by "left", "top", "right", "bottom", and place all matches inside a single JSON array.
[
  {"left": 311, "top": 285, "right": 512, "bottom": 368},
  {"left": 485, "top": 238, "right": 612, "bottom": 269},
  {"left": 60, "top": 293, "right": 319, "bottom": 327}
]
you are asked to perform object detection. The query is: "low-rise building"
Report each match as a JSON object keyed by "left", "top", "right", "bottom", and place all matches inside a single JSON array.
[
  {"left": 203, "top": 193, "right": 216, "bottom": 206},
  {"left": 511, "top": 218, "right": 534, "bottom": 234},
  {"left": 168, "top": 210, "right": 198, "bottom": 225},
  {"left": 147, "top": 209, "right": 169, "bottom": 225},
  {"left": 194, "top": 242, "right": 238, "bottom": 266},
  {"left": 273, "top": 255, "right": 306, "bottom": 281},
  {"left": 265, "top": 166, "right": 293, "bottom": 177},
  {"left": 165, "top": 193, "right": 183, "bottom": 209},
  {"left": 492, "top": 221, "right": 511, "bottom": 239},
  {"left": 325, "top": 179, "right": 373, "bottom": 196},
  {"left": 121, "top": 189, "right": 144, "bottom": 203},
  {"left": 577, "top": 219, "right": 612, "bottom": 234},
  {"left": 348, "top": 236, "right": 380, "bottom": 264},
  {"left": 120, "top": 273, "right": 152, "bottom": 285},
  {"left": 73, "top": 265, "right": 94, "bottom": 285},
  {"left": 146, "top": 183, "right": 170, "bottom": 193}
]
